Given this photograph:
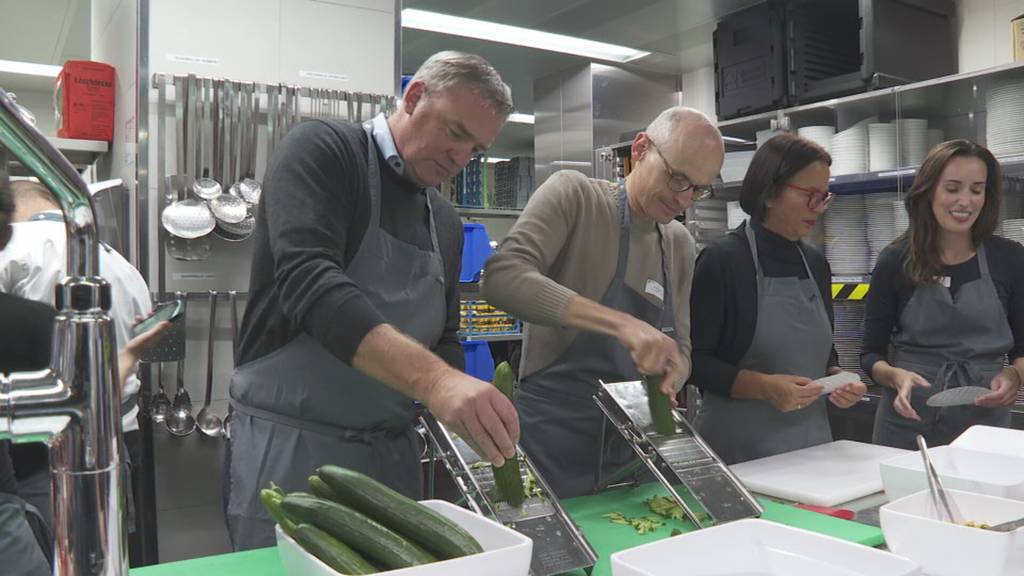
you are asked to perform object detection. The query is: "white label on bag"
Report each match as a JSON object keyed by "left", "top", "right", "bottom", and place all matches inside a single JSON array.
[{"left": 645, "top": 279, "right": 664, "bottom": 301}]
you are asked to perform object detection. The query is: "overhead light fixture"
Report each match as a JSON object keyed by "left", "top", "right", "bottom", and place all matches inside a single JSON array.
[
  {"left": 402, "top": 9, "right": 651, "bottom": 63},
  {"left": 0, "top": 59, "right": 62, "bottom": 78},
  {"left": 508, "top": 113, "right": 534, "bottom": 125},
  {"left": 483, "top": 156, "right": 510, "bottom": 163}
]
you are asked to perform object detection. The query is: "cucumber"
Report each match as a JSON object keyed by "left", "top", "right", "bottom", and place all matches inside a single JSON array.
[
  {"left": 281, "top": 493, "right": 435, "bottom": 569},
  {"left": 291, "top": 523, "right": 378, "bottom": 575},
  {"left": 309, "top": 475, "right": 341, "bottom": 502},
  {"left": 491, "top": 362, "right": 524, "bottom": 507},
  {"left": 318, "top": 465, "right": 483, "bottom": 560},
  {"left": 259, "top": 488, "right": 297, "bottom": 537},
  {"left": 645, "top": 374, "right": 676, "bottom": 436}
]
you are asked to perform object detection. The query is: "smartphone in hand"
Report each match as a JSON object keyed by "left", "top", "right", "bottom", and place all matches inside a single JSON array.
[{"left": 131, "top": 299, "right": 184, "bottom": 338}]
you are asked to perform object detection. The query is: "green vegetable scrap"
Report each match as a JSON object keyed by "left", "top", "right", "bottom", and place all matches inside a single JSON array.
[
  {"left": 670, "top": 528, "right": 683, "bottom": 537},
  {"left": 644, "top": 495, "right": 710, "bottom": 525},
  {"left": 602, "top": 512, "right": 665, "bottom": 535}
]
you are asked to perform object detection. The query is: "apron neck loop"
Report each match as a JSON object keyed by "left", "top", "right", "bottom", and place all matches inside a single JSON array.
[
  {"left": 977, "top": 241, "right": 991, "bottom": 279},
  {"left": 744, "top": 220, "right": 815, "bottom": 281},
  {"left": 615, "top": 182, "right": 632, "bottom": 279},
  {"left": 362, "top": 123, "right": 383, "bottom": 230}
]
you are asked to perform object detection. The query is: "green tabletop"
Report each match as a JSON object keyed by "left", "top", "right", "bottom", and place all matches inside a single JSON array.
[{"left": 132, "top": 483, "right": 884, "bottom": 576}]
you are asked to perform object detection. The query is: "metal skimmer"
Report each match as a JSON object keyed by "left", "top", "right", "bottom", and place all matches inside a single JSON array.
[
  {"left": 594, "top": 380, "right": 763, "bottom": 529},
  {"left": 420, "top": 415, "right": 597, "bottom": 576}
]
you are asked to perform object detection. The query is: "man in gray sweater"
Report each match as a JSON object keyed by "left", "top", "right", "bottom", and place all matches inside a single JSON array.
[{"left": 482, "top": 107, "right": 723, "bottom": 497}]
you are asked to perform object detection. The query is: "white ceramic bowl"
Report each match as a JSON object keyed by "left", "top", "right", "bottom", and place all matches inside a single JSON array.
[
  {"left": 952, "top": 425, "right": 1024, "bottom": 459},
  {"left": 879, "top": 445, "right": 1024, "bottom": 501},
  {"left": 880, "top": 488, "right": 1024, "bottom": 576},
  {"left": 610, "top": 518, "right": 921, "bottom": 576},
  {"left": 276, "top": 499, "right": 532, "bottom": 576}
]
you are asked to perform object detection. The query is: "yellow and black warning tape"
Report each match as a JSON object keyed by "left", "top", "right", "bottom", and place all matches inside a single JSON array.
[{"left": 831, "top": 283, "right": 871, "bottom": 300}]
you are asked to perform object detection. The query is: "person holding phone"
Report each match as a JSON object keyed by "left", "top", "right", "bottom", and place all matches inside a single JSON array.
[{"left": 0, "top": 179, "right": 153, "bottom": 537}]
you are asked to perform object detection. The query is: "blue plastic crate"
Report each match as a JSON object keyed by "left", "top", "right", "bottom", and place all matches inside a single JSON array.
[
  {"left": 460, "top": 223, "right": 492, "bottom": 283},
  {"left": 462, "top": 340, "right": 494, "bottom": 382}
]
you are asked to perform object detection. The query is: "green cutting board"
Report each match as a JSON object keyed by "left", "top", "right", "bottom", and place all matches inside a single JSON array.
[
  {"left": 131, "top": 547, "right": 283, "bottom": 576},
  {"left": 560, "top": 482, "right": 884, "bottom": 576}
]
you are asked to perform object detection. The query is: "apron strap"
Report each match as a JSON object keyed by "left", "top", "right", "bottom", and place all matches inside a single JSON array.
[
  {"left": 615, "top": 183, "right": 632, "bottom": 279},
  {"left": 362, "top": 123, "right": 442, "bottom": 256},
  {"left": 230, "top": 398, "right": 408, "bottom": 443},
  {"left": 743, "top": 221, "right": 816, "bottom": 285},
  {"left": 977, "top": 241, "right": 991, "bottom": 279}
]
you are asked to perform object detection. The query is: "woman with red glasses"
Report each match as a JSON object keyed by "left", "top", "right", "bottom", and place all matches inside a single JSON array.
[
  {"left": 864, "top": 140, "right": 1024, "bottom": 449},
  {"left": 690, "top": 132, "right": 867, "bottom": 464}
]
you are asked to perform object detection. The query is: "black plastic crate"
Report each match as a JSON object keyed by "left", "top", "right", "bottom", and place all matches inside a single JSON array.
[
  {"left": 787, "top": 0, "right": 956, "bottom": 104},
  {"left": 714, "top": 1, "right": 789, "bottom": 120}
]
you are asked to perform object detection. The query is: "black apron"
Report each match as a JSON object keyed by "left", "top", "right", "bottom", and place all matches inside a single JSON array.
[
  {"left": 873, "top": 242, "right": 1014, "bottom": 449},
  {"left": 225, "top": 124, "right": 447, "bottom": 550},
  {"left": 695, "top": 222, "right": 834, "bottom": 464},
  {"left": 515, "top": 184, "right": 677, "bottom": 498}
]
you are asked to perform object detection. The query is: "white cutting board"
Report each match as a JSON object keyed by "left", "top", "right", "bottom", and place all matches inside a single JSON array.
[{"left": 729, "top": 440, "right": 911, "bottom": 507}]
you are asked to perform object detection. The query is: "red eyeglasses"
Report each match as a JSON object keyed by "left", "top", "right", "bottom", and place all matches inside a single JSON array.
[{"left": 786, "top": 183, "right": 835, "bottom": 211}]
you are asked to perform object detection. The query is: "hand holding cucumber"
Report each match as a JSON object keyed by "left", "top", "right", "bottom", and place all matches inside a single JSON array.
[{"left": 424, "top": 370, "right": 520, "bottom": 468}]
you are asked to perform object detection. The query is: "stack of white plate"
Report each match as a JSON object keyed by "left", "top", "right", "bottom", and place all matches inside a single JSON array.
[
  {"left": 824, "top": 194, "right": 870, "bottom": 275},
  {"left": 692, "top": 199, "right": 729, "bottom": 246},
  {"left": 897, "top": 119, "right": 929, "bottom": 167},
  {"left": 986, "top": 79, "right": 1024, "bottom": 157},
  {"left": 868, "top": 123, "right": 898, "bottom": 171},
  {"left": 926, "top": 128, "right": 945, "bottom": 151},
  {"left": 1003, "top": 218, "right": 1024, "bottom": 248},
  {"left": 727, "top": 201, "right": 745, "bottom": 229},
  {"left": 798, "top": 125, "right": 836, "bottom": 155},
  {"left": 833, "top": 300, "right": 872, "bottom": 384},
  {"left": 893, "top": 200, "right": 910, "bottom": 237},
  {"left": 866, "top": 192, "right": 899, "bottom": 269},
  {"left": 831, "top": 125, "right": 869, "bottom": 175},
  {"left": 721, "top": 150, "right": 756, "bottom": 183},
  {"left": 756, "top": 129, "right": 781, "bottom": 148}
]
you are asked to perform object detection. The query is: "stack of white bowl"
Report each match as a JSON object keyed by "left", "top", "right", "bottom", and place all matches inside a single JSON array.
[
  {"left": 897, "top": 119, "right": 929, "bottom": 167},
  {"left": 798, "top": 125, "right": 836, "bottom": 155},
  {"left": 830, "top": 125, "right": 869, "bottom": 175},
  {"left": 727, "top": 200, "right": 745, "bottom": 229},
  {"left": 868, "top": 123, "right": 898, "bottom": 171},
  {"left": 721, "top": 150, "right": 756, "bottom": 183},
  {"left": 824, "top": 194, "right": 870, "bottom": 275},
  {"left": 865, "top": 192, "right": 899, "bottom": 270},
  {"left": 926, "top": 128, "right": 945, "bottom": 151},
  {"left": 756, "top": 129, "right": 781, "bottom": 148},
  {"left": 986, "top": 79, "right": 1024, "bottom": 157}
]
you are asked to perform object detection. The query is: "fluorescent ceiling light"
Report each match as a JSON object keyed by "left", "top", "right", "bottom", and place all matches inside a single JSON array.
[
  {"left": 483, "top": 156, "right": 510, "bottom": 163},
  {"left": 402, "top": 9, "right": 651, "bottom": 63},
  {"left": 0, "top": 59, "right": 61, "bottom": 78},
  {"left": 508, "top": 113, "right": 534, "bottom": 125}
]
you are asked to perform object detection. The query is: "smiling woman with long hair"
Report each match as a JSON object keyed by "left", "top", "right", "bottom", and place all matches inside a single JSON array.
[{"left": 862, "top": 139, "right": 1024, "bottom": 449}]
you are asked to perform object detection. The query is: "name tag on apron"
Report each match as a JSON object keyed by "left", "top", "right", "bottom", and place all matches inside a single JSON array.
[
  {"left": 940, "top": 276, "right": 951, "bottom": 288},
  {"left": 645, "top": 279, "right": 665, "bottom": 301}
]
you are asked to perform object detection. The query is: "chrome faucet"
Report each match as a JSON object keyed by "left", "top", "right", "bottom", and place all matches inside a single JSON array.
[{"left": 0, "top": 91, "right": 127, "bottom": 575}]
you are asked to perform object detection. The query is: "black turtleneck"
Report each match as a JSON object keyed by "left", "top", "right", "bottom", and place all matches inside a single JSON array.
[{"left": 689, "top": 220, "right": 838, "bottom": 397}]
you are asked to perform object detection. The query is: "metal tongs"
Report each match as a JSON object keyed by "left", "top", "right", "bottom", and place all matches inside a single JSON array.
[{"left": 916, "top": 435, "right": 963, "bottom": 524}]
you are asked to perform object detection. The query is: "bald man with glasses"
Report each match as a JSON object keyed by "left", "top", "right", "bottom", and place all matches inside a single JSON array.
[{"left": 482, "top": 106, "right": 724, "bottom": 498}]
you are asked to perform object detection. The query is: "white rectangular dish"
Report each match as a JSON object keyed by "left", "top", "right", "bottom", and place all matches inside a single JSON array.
[
  {"left": 610, "top": 518, "right": 921, "bottom": 576},
  {"left": 951, "top": 425, "right": 1024, "bottom": 459},
  {"left": 879, "top": 445, "right": 1024, "bottom": 501},
  {"left": 276, "top": 499, "right": 532, "bottom": 576},
  {"left": 880, "top": 488, "right": 1024, "bottom": 576}
]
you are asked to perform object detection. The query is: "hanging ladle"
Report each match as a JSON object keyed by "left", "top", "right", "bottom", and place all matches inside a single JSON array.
[{"left": 196, "top": 290, "right": 223, "bottom": 437}]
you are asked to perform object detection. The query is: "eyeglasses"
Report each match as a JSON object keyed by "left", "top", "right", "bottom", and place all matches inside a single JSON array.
[
  {"left": 649, "top": 140, "right": 715, "bottom": 201},
  {"left": 786, "top": 183, "right": 835, "bottom": 211}
]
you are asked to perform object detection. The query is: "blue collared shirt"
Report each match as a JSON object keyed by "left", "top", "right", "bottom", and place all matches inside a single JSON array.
[{"left": 370, "top": 113, "right": 404, "bottom": 176}]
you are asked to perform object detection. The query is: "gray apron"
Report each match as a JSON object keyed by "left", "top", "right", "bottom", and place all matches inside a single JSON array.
[
  {"left": 225, "top": 124, "right": 447, "bottom": 550},
  {"left": 0, "top": 493, "right": 50, "bottom": 576},
  {"left": 515, "top": 184, "right": 676, "bottom": 499},
  {"left": 695, "top": 222, "right": 833, "bottom": 465},
  {"left": 873, "top": 242, "right": 1013, "bottom": 449}
]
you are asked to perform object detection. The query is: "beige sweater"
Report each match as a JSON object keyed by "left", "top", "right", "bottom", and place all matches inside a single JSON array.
[{"left": 482, "top": 170, "right": 696, "bottom": 381}]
